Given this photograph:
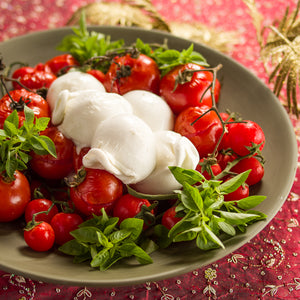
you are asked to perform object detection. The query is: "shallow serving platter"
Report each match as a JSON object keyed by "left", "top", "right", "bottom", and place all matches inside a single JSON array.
[{"left": 0, "top": 26, "right": 297, "bottom": 287}]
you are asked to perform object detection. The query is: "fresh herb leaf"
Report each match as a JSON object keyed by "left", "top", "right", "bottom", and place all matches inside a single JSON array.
[
  {"left": 59, "top": 208, "right": 153, "bottom": 270},
  {"left": 155, "top": 166, "right": 267, "bottom": 251},
  {"left": 0, "top": 107, "right": 56, "bottom": 180},
  {"left": 58, "top": 14, "right": 208, "bottom": 76},
  {"left": 135, "top": 39, "right": 209, "bottom": 76},
  {"left": 57, "top": 13, "right": 124, "bottom": 71}
]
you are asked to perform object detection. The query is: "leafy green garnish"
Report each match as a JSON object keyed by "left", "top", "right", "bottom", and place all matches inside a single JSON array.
[
  {"left": 57, "top": 13, "right": 124, "bottom": 70},
  {"left": 135, "top": 38, "right": 209, "bottom": 76},
  {"left": 163, "top": 167, "right": 266, "bottom": 250},
  {"left": 59, "top": 209, "right": 153, "bottom": 270},
  {"left": 57, "top": 13, "right": 208, "bottom": 76},
  {"left": 0, "top": 106, "right": 56, "bottom": 180}
]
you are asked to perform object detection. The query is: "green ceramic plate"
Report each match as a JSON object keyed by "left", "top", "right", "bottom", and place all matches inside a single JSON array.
[{"left": 0, "top": 26, "right": 297, "bottom": 287}]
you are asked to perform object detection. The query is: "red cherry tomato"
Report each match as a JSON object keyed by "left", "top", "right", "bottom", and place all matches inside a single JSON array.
[
  {"left": 70, "top": 169, "right": 124, "bottom": 217},
  {"left": 103, "top": 53, "right": 160, "bottom": 95},
  {"left": 45, "top": 54, "right": 79, "bottom": 75},
  {"left": 72, "top": 146, "right": 90, "bottom": 171},
  {"left": 86, "top": 69, "right": 105, "bottom": 83},
  {"left": 216, "top": 152, "right": 237, "bottom": 170},
  {"left": 217, "top": 112, "right": 235, "bottom": 150},
  {"left": 50, "top": 212, "right": 83, "bottom": 245},
  {"left": 219, "top": 112, "right": 233, "bottom": 122},
  {"left": 224, "top": 180, "right": 250, "bottom": 201},
  {"left": 174, "top": 105, "right": 223, "bottom": 158},
  {"left": 24, "top": 198, "right": 59, "bottom": 224},
  {"left": 112, "top": 194, "right": 153, "bottom": 225},
  {"left": 159, "top": 63, "right": 221, "bottom": 115},
  {"left": 11, "top": 66, "right": 35, "bottom": 81},
  {"left": 196, "top": 158, "right": 222, "bottom": 180},
  {"left": 161, "top": 206, "right": 182, "bottom": 230},
  {"left": 24, "top": 221, "right": 55, "bottom": 252},
  {"left": 12, "top": 63, "right": 56, "bottom": 90},
  {"left": 30, "top": 126, "right": 75, "bottom": 180},
  {"left": 231, "top": 157, "right": 265, "bottom": 186},
  {"left": 225, "top": 120, "right": 265, "bottom": 156},
  {"left": 0, "top": 89, "right": 50, "bottom": 128},
  {"left": 0, "top": 171, "right": 31, "bottom": 222},
  {"left": 30, "top": 179, "right": 52, "bottom": 199}
]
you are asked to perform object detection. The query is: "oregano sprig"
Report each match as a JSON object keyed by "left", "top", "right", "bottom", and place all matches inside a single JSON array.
[{"left": 0, "top": 106, "right": 56, "bottom": 180}]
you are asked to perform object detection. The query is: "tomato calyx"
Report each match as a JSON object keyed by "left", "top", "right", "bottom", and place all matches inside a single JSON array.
[
  {"left": 0, "top": 171, "right": 16, "bottom": 183},
  {"left": 135, "top": 201, "right": 158, "bottom": 227},
  {"left": 9, "top": 95, "right": 31, "bottom": 111},
  {"left": 173, "top": 64, "right": 222, "bottom": 102},
  {"left": 115, "top": 64, "right": 132, "bottom": 79},
  {"left": 65, "top": 167, "right": 87, "bottom": 188},
  {"left": 197, "top": 156, "right": 219, "bottom": 179}
]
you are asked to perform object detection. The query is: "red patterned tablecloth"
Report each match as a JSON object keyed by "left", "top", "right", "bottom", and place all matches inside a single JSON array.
[{"left": 0, "top": 0, "right": 299, "bottom": 299}]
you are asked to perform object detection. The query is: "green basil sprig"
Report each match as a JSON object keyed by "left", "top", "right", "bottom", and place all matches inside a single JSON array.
[
  {"left": 57, "top": 13, "right": 208, "bottom": 75},
  {"left": 0, "top": 106, "right": 56, "bottom": 180},
  {"left": 160, "top": 167, "right": 266, "bottom": 250},
  {"left": 59, "top": 208, "right": 153, "bottom": 271}
]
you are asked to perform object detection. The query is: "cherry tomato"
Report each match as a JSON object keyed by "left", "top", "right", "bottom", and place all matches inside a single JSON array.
[
  {"left": 225, "top": 120, "right": 265, "bottom": 156},
  {"left": 231, "top": 157, "right": 265, "bottom": 186},
  {"left": 216, "top": 152, "right": 237, "bottom": 170},
  {"left": 224, "top": 179, "right": 249, "bottom": 201},
  {"left": 112, "top": 194, "right": 153, "bottom": 225},
  {"left": 0, "top": 89, "right": 50, "bottom": 128},
  {"left": 12, "top": 63, "right": 56, "bottom": 90},
  {"left": 45, "top": 54, "right": 79, "bottom": 75},
  {"left": 161, "top": 206, "right": 182, "bottom": 230},
  {"left": 219, "top": 112, "right": 233, "bottom": 122},
  {"left": 174, "top": 105, "right": 223, "bottom": 158},
  {"left": 50, "top": 212, "right": 83, "bottom": 245},
  {"left": 103, "top": 53, "right": 160, "bottom": 95},
  {"left": 72, "top": 146, "right": 90, "bottom": 171},
  {"left": 24, "top": 198, "right": 59, "bottom": 224},
  {"left": 70, "top": 169, "right": 124, "bottom": 217},
  {"left": 217, "top": 112, "right": 235, "bottom": 150},
  {"left": 24, "top": 221, "right": 55, "bottom": 252},
  {"left": 86, "top": 69, "right": 105, "bottom": 83},
  {"left": 159, "top": 63, "right": 221, "bottom": 115},
  {"left": 0, "top": 171, "right": 31, "bottom": 222},
  {"left": 30, "top": 179, "right": 52, "bottom": 199},
  {"left": 196, "top": 158, "right": 222, "bottom": 179},
  {"left": 11, "top": 66, "right": 34, "bottom": 81},
  {"left": 30, "top": 126, "right": 75, "bottom": 180}
]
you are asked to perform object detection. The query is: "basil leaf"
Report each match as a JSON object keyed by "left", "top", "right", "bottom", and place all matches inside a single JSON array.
[
  {"left": 218, "top": 170, "right": 251, "bottom": 194},
  {"left": 169, "top": 166, "right": 205, "bottom": 185},
  {"left": 217, "top": 211, "right": 262, "bottom": 225},
  {"left": 235, "top": 195, "right": 267, "bottom": 210},
  {"left": 59, "top": 239, "right": 88, "bottom": 256},
  {"left": 118, "top": 242, "right": 152, "bottom": 265},
  {"left": 70, "top": 226, "right": 102, "bottom": 244},
  {"left": 120, "top": 218, "right": 143, "bottom": 241}
]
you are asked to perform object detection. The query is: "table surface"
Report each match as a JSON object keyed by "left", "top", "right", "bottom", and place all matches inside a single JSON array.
[{"left": 0, "top": 0, "right": 299, "bottom": 299}]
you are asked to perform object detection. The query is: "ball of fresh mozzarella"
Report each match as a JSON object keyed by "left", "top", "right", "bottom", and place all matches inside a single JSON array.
[
  {"left": 83, "top": 114, "right": 156, "bottom": 184},
  {"left": 55, "top": 90, "right": 133, "bottom": 150},
  {"left": 123, "top": 90, "right": 174, "bottom": 131},
  {"left": 47, "top": 71, "right": 106, "bottom": 112},
  {"left": 132, "top": 130, "right": 200, "bottom": 194}
]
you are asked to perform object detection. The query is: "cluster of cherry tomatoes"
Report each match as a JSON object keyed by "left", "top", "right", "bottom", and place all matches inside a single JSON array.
[{"left": 0, "top": 48, "right": 265, "bottom": 252}]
